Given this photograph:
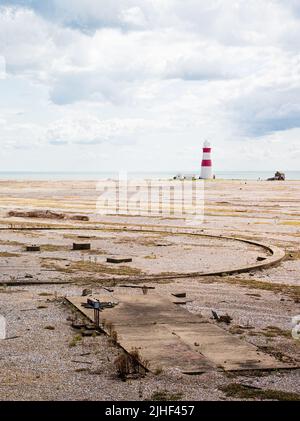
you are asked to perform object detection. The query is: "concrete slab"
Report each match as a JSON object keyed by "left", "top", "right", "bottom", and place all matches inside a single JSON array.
[
  {"left": 69, "top": 293, "right": 203, "bottom": 326},
  {"left": 66, "top": 293, "right": 297, "bottom": 374},
  {"left": 115, "top": 324, "right": 215, "bottom": 373},
  {"left": 168, "top": 323, "right": 290, "bottom": 371}
]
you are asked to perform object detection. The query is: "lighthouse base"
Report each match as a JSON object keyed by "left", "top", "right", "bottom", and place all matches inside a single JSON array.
[{"left": 200, "top": 167, "right": 213, "bottom": 179}]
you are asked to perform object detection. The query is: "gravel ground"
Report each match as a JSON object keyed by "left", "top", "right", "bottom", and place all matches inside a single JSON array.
[
  {"left": 0, "top": 179, "right": 299, "bottom": 401},
  {"left": 0, "top": 280, "right": 299, "bottom": 401}
]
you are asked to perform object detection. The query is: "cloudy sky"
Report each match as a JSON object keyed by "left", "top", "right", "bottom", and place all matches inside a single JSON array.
[{"left": 0, "top": 0, "right": 300, "bottom": 172}]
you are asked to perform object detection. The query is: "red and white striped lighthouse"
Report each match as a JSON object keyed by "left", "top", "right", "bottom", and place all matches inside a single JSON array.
[{"left": 200, "top": 141, "right": 213, "bottom": 179}]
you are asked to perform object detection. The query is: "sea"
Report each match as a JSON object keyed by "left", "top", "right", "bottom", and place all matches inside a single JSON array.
[{"left": 0, "top": 171, "right": 299, "bottom": 180}]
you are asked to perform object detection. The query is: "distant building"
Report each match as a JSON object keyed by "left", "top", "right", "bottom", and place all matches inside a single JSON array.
[
  {"left": 173, "top": 174, "right": 196, "bottom": 180},
  {"left": 268, "top": 171, "right": 285, "bottom": 181}
]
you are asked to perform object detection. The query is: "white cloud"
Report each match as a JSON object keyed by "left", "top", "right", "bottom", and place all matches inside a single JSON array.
[
  {"left": 120, "top": 6, "right": 147, "bottom": 28},
  {"left": 45, "top": 114, "right": 174, "bottom": 145},
  {"left": 0, "top": 54, "right": 6, "bottom": 79},
  {"left": 0, "top": 1, "right": 300, "bottom": 171}
]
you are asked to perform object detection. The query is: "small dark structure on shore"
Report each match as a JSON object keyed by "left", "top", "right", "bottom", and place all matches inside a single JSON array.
[
  {"left": 26, "top": 245, "right": 41, "bottom": 252},
  {"left": 268, "top": 171, "right": 285, "bottom": 181},
  {"left": 73, "top": 243, "right": 91, "bottom": 251}
]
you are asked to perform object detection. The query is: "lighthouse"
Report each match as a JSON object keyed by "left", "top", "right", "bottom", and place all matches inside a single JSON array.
[{"left": 200, "top": 141, "right": 213, "bottom": 179}]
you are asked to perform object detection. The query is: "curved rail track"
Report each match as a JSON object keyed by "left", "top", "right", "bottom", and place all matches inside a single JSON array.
[{"left": 0, "top": 222, "right": 285, "bottom": 283}]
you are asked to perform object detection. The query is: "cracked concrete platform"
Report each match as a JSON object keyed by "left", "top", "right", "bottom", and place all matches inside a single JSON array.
[{"left": 67, "top": 292, "right": 298, "bottom": 374}]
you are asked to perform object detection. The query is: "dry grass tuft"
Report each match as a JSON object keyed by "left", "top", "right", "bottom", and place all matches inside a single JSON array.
[
  {"left": 150, "top": 390, "right": 183, "bottom": 401},
  {"left": 41, "top": 259, "right": 144, "bottom": 277},
  {"left": 0, "top": 252, "right": 20, "bottom": 258},
  {"left": 220, "top": 383, "right": 300, "bottom": 401},
  {"left": 114, "top": 348, "right": 149, "bottom": 380}
]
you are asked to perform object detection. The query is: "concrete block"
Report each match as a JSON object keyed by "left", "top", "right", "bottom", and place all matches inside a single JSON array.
[
  {"left": 26, "top": 245, "right": 40, "bottom": 252},
  {"left": 107, "top": 257, "right": 132, "bottom": 264},
  {"left": 73, "top": 243, "right": 91, "bottom": 251}
]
